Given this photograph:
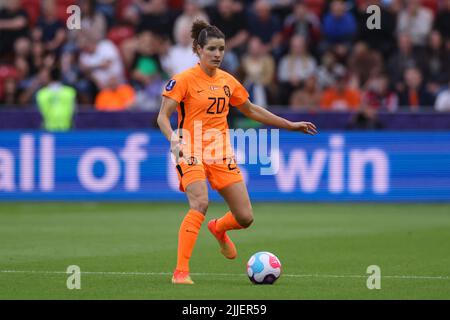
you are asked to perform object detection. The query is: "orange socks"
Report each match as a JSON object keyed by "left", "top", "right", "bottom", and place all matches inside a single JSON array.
[
  {"left": 215, "top": 211, "right": 244, "bottom": 233},
  {"left": 176, "top": 210, "right": 245, "bottom": 272},
  {"left": 176, "top": 209, "right": 205, "bottom": 272}
]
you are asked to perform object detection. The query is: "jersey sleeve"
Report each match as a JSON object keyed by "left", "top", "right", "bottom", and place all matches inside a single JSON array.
[
  {"left": 229, "top": 76, "right": 249, "bottom": 107},
  {"left": 162, "top": 74, "right": 188, "bottom": 103}
]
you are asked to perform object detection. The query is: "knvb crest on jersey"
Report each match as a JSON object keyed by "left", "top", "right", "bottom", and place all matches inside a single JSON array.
[
  {"left": 186, "top": 156, "right": 198, "bottom": 166},
  {"left": 223, "top": 85, "right": 231, "bottom": 97}
]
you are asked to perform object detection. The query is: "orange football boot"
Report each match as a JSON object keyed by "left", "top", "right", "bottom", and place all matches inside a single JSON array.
[
  {"left": 172, "top": 270, "right": 194, "bottom": 284},
  {"left": 207, "top": 219, "right": 237, "bottom": 259}
]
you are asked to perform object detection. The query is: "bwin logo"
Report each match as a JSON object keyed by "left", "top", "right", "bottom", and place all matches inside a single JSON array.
[
  {"left": 366, "top": 5, "right": 381, "bottom": 30},
  {"left": 272, "top": 135, "right": 390, "bottom": 194}
]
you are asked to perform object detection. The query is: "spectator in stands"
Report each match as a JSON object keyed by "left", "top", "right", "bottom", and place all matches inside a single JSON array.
[
  {"left": 424, "top": 30, "right": 449, "bottom": 96},
  {"left": 397, "top": 67, "right": 435, "bottom": 110},
  {"left": 0, "top": 73, "right": 20, "bottom": 105},
  {"left": 161, "top": 27, "right": 199, "bottom": 76},
  {"left": 316, "top": 49, "right": 346, "bottom": 89},
  {"left": 96, "top": 0, "right": 116, "bottom": 28},
  {"left": 30, "top": 35, "right": 46, "bottom": 69},
  {"left": 302, "top": 0, "right": 326, "bottom": 18},
  {"left": 322, "top": 0, "right": 355, "bottom": 13},
  {"left": 33, "top": 0, "right": 66, "bottom": 55},
  {"left": 62, "top": 0, "right": 107, "bottom": 92},
  {"left": 347, "top": 41, "right": 384, "bottom": 88},
  {"left": 207, "top": 0, "right": 249, "bottom": 73},
  {"left": 123, "top": 28, "right": 162, "bottom": 69},
  {"left": 134, "top": 0, "right": 179, "bottom": 42},
  {"left": 266, "top": 0, "right": 295, "bottom": 18},
  {"left": 241, "top": 36, "right": 276, "bottom": 106},
  {"left": 17, "top": 52, "right": 56, "bottom": 105},
  {"left": 387, "top": 33, "right": 426, "bottom": 92},
  {"left": 0, "top": 77, "right": 19, "bottom": 107},
  {"left": 1, "top": 0, "right": 449, "bottom": 117},
  {"left": 60, "top": 47, "right": 81, "bottom": 89},
  {"left": 246, "top": 0, "right": 283, "bottom": 60},
  {"left": 320, "top": 68, "right": 361, "bottom": 111},
  {"left": 289, "top": 73, "right": 322, "bottom": 112},
  {"left": 397, "top": 0, "right": 434, "bottom": 48},
  {"left": 124, "top": 0, "right": 152, "bottom": 26},
  {"left": 278, "top": 35, "right": 318, "bottom": 105},
  {"left": 78, "top": 31, "right": 125, "bottom": 103},
  {"left": 384, "top": 0, "right": 403, "bottom": 15},
  {"left": 79, "top": 0, "right": 107, "bottom": 42},
  {"left": 355, "top": 0, "right": 397, "bottom": 58},
  {"left": 361, "top": 73, "right": 398, "bottom": 112},
  {"left": 36, "top": 68, "right": 76, "bottom": 131},
  {"left": 14, "top": 37, "right": 38, "bottom": 80},
  {"left": 195, "top": 0, "right": 216, "bottom": 9},
  {"left": 130, "top": 31, "right": 167, "bottom": 111},
  {"left": 282, "top": 0, "right": 321, "bottom": 54},
  {"left": 95, "top": 75, "right": 135, "bottom": 111},
  {"left": 321, "top": 0, "right": 357, "bottom": 52},
  {"left": 174, "top": 0, "right": 209, "bottom": 47},
  {"left": 435, "top": 81, "right": 450, "bottom": 112},
  {"left": 0, "top": 0, "right": 30, "bottom": 61},
  {"left": 434, "top": 0, "right": 450, "bottom": 40}
]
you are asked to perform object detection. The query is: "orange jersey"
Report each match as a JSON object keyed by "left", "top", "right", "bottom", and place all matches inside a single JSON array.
[
  {"left": 162, "top": 64, "right": 249, "bottom": 162},
  {"left": 95, "top": 84, "right": 135, "bottom": 111},
  {"left": 320, "top": 88, "right": 361, "bottom": 111}
]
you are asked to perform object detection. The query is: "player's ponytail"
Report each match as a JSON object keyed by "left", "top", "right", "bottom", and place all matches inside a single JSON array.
[{"left": 191, "top": 19, "right": 225, "bottom": 55}]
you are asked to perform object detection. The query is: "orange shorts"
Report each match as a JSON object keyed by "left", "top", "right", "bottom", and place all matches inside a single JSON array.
[{"left": 175, "top": 157, "right": 243, "bottom": 192}]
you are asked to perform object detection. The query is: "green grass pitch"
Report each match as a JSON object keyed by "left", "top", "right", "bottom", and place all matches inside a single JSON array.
[{"left": 0, "top": 202, "right": 449, "bottom": 299}]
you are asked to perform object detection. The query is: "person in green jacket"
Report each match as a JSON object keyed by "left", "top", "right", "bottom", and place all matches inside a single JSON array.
[{"left": 36, "top": 68, "right": 76, "bottom": 131}]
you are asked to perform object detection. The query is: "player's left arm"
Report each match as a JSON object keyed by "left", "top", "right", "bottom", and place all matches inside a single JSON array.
[{"left": 235, "top": 99, "right": 318, "bottom": 135}]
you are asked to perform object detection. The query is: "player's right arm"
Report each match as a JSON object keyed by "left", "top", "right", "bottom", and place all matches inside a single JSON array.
[
  {"left": 157, "top": 96, "right": 178, "bottom": 141},
  {"left": 157, "top": 96, "right": 185, "bottom": 161}
]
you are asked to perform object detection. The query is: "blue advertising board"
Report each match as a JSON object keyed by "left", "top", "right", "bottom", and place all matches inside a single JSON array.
[{"left": 0, "top": 130, "right": 449, "bottom": 201}]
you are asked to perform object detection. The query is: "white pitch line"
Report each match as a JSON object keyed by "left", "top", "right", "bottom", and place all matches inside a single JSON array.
[{"left": 0, "top": 270, "right": 449, "bottom": 280}]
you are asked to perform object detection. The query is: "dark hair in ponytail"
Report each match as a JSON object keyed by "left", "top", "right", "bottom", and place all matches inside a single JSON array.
[{"left": 191, "top": 19, "right": 225, "bottom": 54}]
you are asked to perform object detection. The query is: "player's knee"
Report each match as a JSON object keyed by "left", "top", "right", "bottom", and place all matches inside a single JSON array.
[
  {"left": 240, "top": 216, "right": 253, "bottom": 228},
  {"left": 190, "top": 197, "right": 209, "bottom": 214},
  {"left": 237, "top": 209, "right": 254, "bottom": 228}
]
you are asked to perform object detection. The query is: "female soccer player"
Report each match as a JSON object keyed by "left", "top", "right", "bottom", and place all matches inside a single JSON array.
[{"left": 157, "top": 20, "right": 317, "bottom": 284}]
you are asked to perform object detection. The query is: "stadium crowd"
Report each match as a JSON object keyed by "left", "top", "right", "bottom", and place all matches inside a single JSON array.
[{"left": 0, "top": 0, "right": 449, "bottom": 114}]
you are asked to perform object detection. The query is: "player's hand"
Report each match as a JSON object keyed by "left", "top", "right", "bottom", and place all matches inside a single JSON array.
[
  {"left": 170, "top": 139, "right": 186, "bottom": 163},
  {"left": 289, "top": 121, "right": 318, "bottom": 135}
]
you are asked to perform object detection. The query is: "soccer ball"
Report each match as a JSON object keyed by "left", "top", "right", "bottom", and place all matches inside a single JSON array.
[{"left": 247, "top": 251, "right": 282, "bottom": 284}]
